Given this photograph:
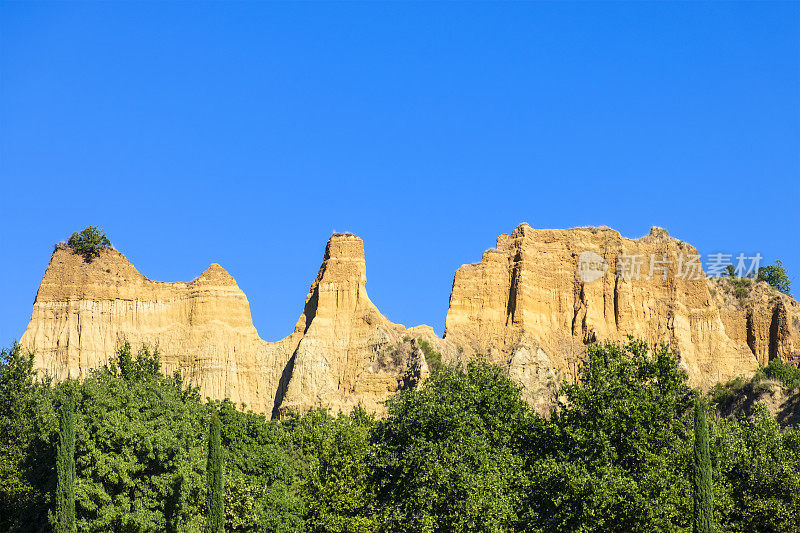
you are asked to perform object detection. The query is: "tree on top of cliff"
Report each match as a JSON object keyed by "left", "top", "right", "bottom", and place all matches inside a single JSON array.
[
  {"left": 67, "top": 226, "right": 111, "bottom": 262},
  {"left": 757, "top": 260, "right": 791, "bottom": 295}
]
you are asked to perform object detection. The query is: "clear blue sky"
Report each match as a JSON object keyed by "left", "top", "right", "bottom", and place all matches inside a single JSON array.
[{"left": 1, "top": 1, "right": 798, "bottom": 347}]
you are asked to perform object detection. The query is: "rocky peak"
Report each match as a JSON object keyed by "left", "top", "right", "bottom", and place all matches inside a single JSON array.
[
  {"left": 294, "top": 233, "right": 370, "bottom": 334},
  {"left": 19, "top": 225, "right": 800, "bottom": 417},
  {"left": 194, "top": 263, "right": 238, "bottom": 286}
]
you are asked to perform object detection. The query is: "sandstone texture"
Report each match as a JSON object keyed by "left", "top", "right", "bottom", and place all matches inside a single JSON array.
[
  {"left": 711, "top": 277, "right": 800, "bottom": 367},
  {"left": 443, "top": 224, "right": 798, "bottom": 403},
  {"left": 20, "top": 237, "right": 434, "bottom": 416},
  {"left": 19, "top": 225, "right": 800, "bottom": 416}
]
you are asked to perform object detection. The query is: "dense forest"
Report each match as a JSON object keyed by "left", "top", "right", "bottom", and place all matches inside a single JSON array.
[{"left": 1, "top": 339, "right": 799, "bottom": 532}]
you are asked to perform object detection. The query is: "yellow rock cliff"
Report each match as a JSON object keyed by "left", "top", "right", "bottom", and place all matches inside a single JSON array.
[{"left": 19, "top": 225, "right": 800, "bottom": 416}]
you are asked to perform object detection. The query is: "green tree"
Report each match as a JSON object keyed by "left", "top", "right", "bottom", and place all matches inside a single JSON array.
[
  {"left": 724, "top": 264, "right": 736, "bottom": 278},
  {"left": 73, "top": 345, "right": 207, "bottom": 532},
  {"left": 712, "top": 405, "right": 800, "bottom": 532},
  {"left": 761, "top": 358, "right": 800, "bottom": 389},
  {"left": 529, "top": 340, "right": 695, "bottom": 532},
  {"left": 417, "top": 339, "right": 443, "bottom": 374},
  {"left": 55, "top": 394, "right": 76, "bottom": 533},
  {"left": 0, "top": 343, "right": 54, "bottom": 531},
  {"left": 217, "top": 400, "right": 304, "bottom": 532},
  {"left": 372, "top": 359, "right": 533, "bottom": 532},
  {"left": 757, "top": 260, "right": 791, "bottom": 294},
  {"left": 693, "top": 397, "right": 714, "bottom": 533},
  {"left": 293, "top": 407, "right": 376, "bottom": 533},
  {"left": 67, "top": 226, "right": 111, "bottom": 262},
  {"left": 0, "top": 342, "right": 308, "bottom": 532},
  {"left": 205, "top": 410, "right": 224, "bottom": 533}
]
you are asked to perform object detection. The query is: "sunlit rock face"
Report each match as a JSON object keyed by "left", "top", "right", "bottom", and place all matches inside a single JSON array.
[
  {"left": 443, "top": 224, "right": 792, "bottom": 395},
  {"left": 20, "top": 236, "right": 438, "bottom": 416},
  {"left": 21, "top": 226, "right": 798, "bottom": 416}
]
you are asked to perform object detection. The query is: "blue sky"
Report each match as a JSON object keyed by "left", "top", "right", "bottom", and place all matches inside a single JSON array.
[{"left": 1, "top": 1, "right": 798, "bottom": 346}]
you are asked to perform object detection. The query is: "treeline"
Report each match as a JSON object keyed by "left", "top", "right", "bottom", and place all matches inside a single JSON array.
[{"left": 1, "top": 340, "right": 799, "bottom": 532}]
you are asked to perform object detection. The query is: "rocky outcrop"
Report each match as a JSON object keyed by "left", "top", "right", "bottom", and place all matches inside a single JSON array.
[
  {"left": 19, "top": 225, "right": 799, "bottom": 416},
  {"left": 443, "top": 224, "right": 791, "bottom": 391},
  {"left": 20, "top": 237, "right": 437, "bottom": 415},
  {"left": 712, "top": 277, "right": 800, "bottom": 367},
  {"left": 20, "top": 243, "right": 298, "bottom": 413},
  {"left": 275, "top": 234, "right": 436, "bottom": 415}
]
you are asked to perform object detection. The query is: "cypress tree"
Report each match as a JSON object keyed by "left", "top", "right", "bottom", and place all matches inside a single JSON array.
[
  {"left": 205, "top": 409, "right": 224, "bottom": 533},
  {"left": 692, "top": 396, "right": 714, "bottom": 533},
  {"left": 55, "top": 396, "right": 76, "bottom": 533}
]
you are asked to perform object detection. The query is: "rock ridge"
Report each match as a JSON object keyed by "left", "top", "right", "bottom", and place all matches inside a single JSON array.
[{"left": 19, "top": 226, "right": 800, "bottom": 415}]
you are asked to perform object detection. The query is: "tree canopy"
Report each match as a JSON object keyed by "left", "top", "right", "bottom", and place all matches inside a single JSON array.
[
  {"left": 1, "top": 339, "right": 799, "bottom": 532},
  {"left": 757, "top": 260, "right": 791, "bottom": 295},
  {"left": 67, "top": 226, "right": 111, "bottom": 262}
]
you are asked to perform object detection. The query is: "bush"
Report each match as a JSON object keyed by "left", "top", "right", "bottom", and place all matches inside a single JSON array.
[
  {"left": 725, "top": 276, "right": 752, "bottom": 305},
  {"left": 417, "top": 339, "right": 443, "bottom": 373},
  {"left": 67, "top": 226, "right": 111, "bottom": 262},
  {"left": 372, "top": 359, "right": 533, "bottom": 531},
  {"left": 757, "top": 260, "right": 791, "bottom": 295},
  {"left": 762, "top": 358, "right": 800, "bottom": 390}
]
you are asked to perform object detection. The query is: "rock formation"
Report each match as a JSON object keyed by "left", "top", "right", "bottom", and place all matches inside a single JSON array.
[
  {"left": 20, "top": 236, "right": 436, "bottom": 415},
  {"left": 442, "top": 224, "right": 798, "bottom": 402},
  {"left": 275, "top": 234, "right": 436, "bottom": 415},
  {"left": 19, "top": 225, "right": 800, "bottom": 416},
  {"left": 712, "top": 277, "right": 800, "bottom": 367}
]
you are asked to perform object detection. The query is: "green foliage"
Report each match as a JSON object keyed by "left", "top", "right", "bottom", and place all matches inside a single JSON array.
[
  {"left": 74, "top": 350, "right": 207, "bottom": 532},
  {"left": 292, "top": 407, "right": 376, "bottom": 533},
  {"left": 693, "top": 397, "right": 714, "bottom": 533},
  {"left": 757, "top": 260, "right": 791, "bottom": 294},
  {"left": 114, "top": 341, "right": 162, "bottom": 382},
  {"left": 373, "top": 359, "right": 532, "bottom": 532},
  {"left": 709, "top": 359, "right": 800, "bottom": 419},
  {"left": 726, "top": 275, "right": 752, "bottom": 304},
  {"left": 205, "top": 411, "right": 224, "bottom": 533},
  {"left": 417, "top": 338, "right": 443, "bottom": 373},
  {"left": 0, "top": 343, "right": 54, "bottom": 531},
  {"left": 67, "top": 226, "right": 111, "bottom": 262},
  {"left": 55, "top": 394, "right": 77, "bottom": 533},
  {"left": 761, "top": 358, "right": 800, "bottom": 390},
  {"left": 709, "top": 376, "right": 747, "bottom": 410},
  {"left": 712, "top": 405, "right": 800, "bottom": 532},
  {"left": 529, "top": 340, "right": 695, "bottom": 532},
  {"left": 2, "top": 338, "right": 800, "bottom": 532},
  {"left": 217, "top": 400, "right": 304, "bottom": 532}
]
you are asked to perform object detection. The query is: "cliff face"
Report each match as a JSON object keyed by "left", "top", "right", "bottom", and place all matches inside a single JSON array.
[
  {"left": 20, "top": 243, "right": 297, "bottom": 413},
  {"left": 712, "top": 277, "right": 800, "bottom": 367},
  {"left": 442, "top": 224, "right": 793, "bottom": 401},
  {"left": 19, "top": 225, "right": 800, "bottom": 416},
  {"left": 20, "top": 236, "right": 433, "bottom": 415},
  {"left": 276, "top": 234, "right": 434, "bottom": 415}
]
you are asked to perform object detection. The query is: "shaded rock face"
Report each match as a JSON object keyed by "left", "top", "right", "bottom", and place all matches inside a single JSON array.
[{"left": 20, "top": 226, "right": 800, "bottom": 416}]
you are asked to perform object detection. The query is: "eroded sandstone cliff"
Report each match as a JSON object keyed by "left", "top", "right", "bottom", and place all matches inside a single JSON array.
[
  {"left": 20, "top": 236, "right": 435, "bottom": 415},
  {"left": 442, "top": 224, "right": 799, "bottom": 408},
  {"left": 19, "top": 225, "right": 800, "bottom": 416}
]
